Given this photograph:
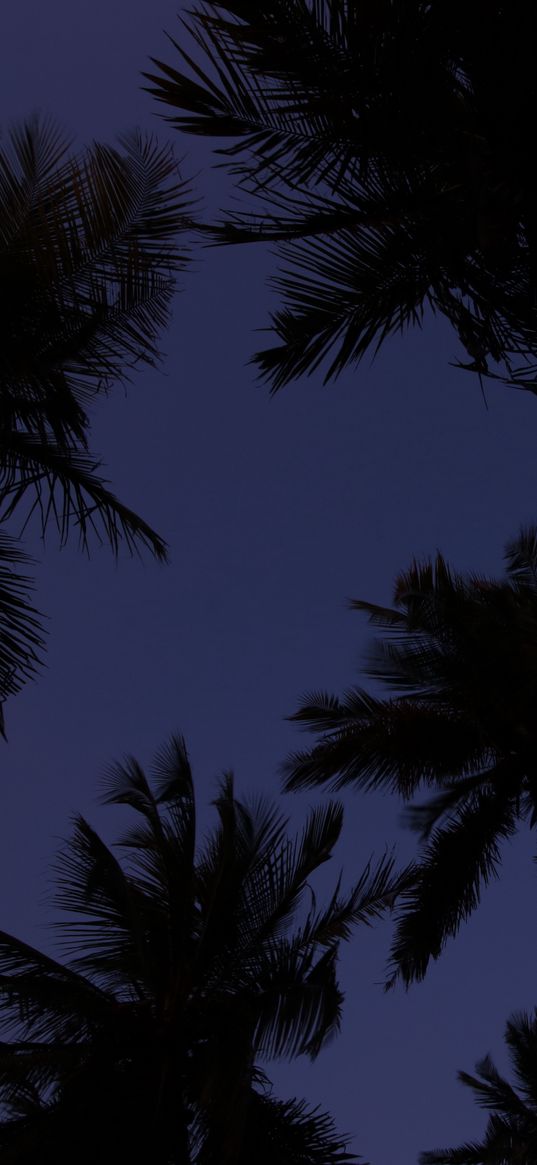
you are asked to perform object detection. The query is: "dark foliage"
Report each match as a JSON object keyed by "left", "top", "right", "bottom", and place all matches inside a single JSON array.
[
  {"left": 0, "top": 734, "right": 404, "bottom": 1161},
  {"left": 0, "top": 116, "right": 192, "bottom": 557},
  {"left": 421, "top": 1011, "right": 537, "bottom": 1165},
  {"left": 0, "top": 533, "right": 44, "bottom": 733},
  {"left": 147, "top": 2, "right": 537, "bottom": 393},
  {"left": 283, "top": 527, "right": 537, "bottom": 985},
  {"left": 0, "top": 117, "right": 192, "bottom": 724}
]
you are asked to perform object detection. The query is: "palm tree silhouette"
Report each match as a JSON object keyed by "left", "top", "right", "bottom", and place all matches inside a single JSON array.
[
  {"left": 0, "top": 116, "right": 191, "bottom": 558},
  {"left": 421, "top": 1010, "right": 537, "bottom": 1165},
  {"left": 0, "top": 733, "right": 406, "bottom": 1161},
  {"left": 146, "top": 2, "right": 537, "bottom": 394},
  {"left": 283, "top": 527, "right": 537, "bottom": 985},
  {"left": 0, "top": 117, "right": 191, "bottom": 720}
]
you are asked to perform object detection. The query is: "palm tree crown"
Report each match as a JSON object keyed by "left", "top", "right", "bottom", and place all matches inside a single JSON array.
[
  {"left": 421, "top": 1010, "right": 537, "bottom": 1165},
  {"left": 0, "top": 117, "right": 192, "bottom": 721},
  {"left": 283, "top": 527, "right": 537, "bottom": 986},
  {"left": 0, "top": 116, "right": 191, "bottom": 558},
  {"left": 146, "top": 1, "right": 537, "bottom": 394},
  {"left": 0, "top": 734, "right": 407, "bottom": 1162}
]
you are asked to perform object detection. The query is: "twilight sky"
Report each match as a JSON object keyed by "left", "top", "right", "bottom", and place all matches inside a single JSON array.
[{"left": 2, "top": 4, "right": 537, "bottom": 1163}]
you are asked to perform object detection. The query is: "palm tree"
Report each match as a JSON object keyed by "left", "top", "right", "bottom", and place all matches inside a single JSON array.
[
  {"left": 282, "top": 526, "right": 537, "bottom": 986},
  {"left": 146, "top": 1, "right": 537, "bottom": 394},
  {"left": 421, "top": 1010, "right": 537, "bottom": 1165},
  {"left": 0, "top": 117, "right": 191, "bottom": 722},
  {"left": 0, "top": 733, "right": 407, "bottom": 1162},
  {"left": 0, "top": 116, "right": 191, "bottom": 558}
]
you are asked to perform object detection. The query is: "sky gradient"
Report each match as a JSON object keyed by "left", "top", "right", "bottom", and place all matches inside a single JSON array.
[{"left": 2, "top": 4, "right": 537, "bottom": 1163}]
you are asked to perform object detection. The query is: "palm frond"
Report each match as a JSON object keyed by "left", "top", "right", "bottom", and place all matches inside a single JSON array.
[
  {"left": 0, "top": 531, "right": 45, "bottom": 731},
  {"left": 403, "top": 772, "right": 497, "bottom": 840},
  {"left": 420, "top": 1139, "right": 505, "bottom": 1165},
  {"left": 255, "top": 223, "right": 430, "bottom": 390},
  {"left": 100, "top": 740, "right": 198, "bottom": 944},
  {"left": 145, "top": 2, "right": 371, "bottom": 188},
  {"left": 505, "top": 1011, "right": 537, "bottom": 1104},
  {"left": 194, "top": 775, "right": 306, "bottom": 971},
  {"left": 1, "top": 118, "right": 191, "bottom": 393},
  {"left": 230, "top": 800, "right": 343, "bottom": 960},
  {"left": 0, "top": 432, "right": 168, "bottom": 559},
  {"left": 283, "top": 688, "right": 483, "bottom": 796},
  {"left": 387, "top": 788, "right": 518, "bottom": 987},
  {"left": 233, "top": 1090, "right": 359, "bottom": 1165},
  {"left": 254, "top": 940, "right": 342, "bottom": 1060},
  {"left": 457, "top": 1057, "right": 529, "bottom": 1120},
  {"left": 52, "top": 816, "right": 154, "bottom": 993},
  {"left": 0, "top": 929, "right": 109, "bottom": 1044},
  {"left": 297, "top": 851, "right": 417, "bottom": 950},
  {"left": 292, "top": 800, "right": 344, "bottom": 879},
  {"left": 505, "top": 527, "right": 537, "bottom": 591}
]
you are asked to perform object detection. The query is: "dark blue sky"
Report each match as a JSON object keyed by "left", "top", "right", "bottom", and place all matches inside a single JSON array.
[{"left": 2, "top": 4, "right": 537, "bottom": 1163}]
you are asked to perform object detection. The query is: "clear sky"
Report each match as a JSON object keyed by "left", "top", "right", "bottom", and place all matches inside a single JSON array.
[{"left": 2, "top": 4, "right": 537, "bottom": 1163}]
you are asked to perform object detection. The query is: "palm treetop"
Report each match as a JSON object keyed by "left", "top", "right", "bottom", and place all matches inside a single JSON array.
[
  {"left": 0, "top": 116, "right": 193, "bottom": 722},
  {"left": 146, "top": 1, "right": 537, "bottom": 393},
  {"left": 0, "top": 115, "right": 193, "bottom": 559},
  {"left": 282, "top": 527, "right": 537, "bottom": 986},
  {"left": 421, "top": 1010, "right": 537, "bottom": 1165},
  {"left": 0, "top": 733, "right": 409, "bottom": 1161}
]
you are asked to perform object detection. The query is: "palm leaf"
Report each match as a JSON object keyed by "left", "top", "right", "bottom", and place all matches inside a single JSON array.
[
  {"left": 504, "top": 526, "right": 537, "bottom": 591},
  {"left": 52, "top": 816, "right": 155, "bottom": 994},
  {"left": 199, "top": 1089, "right": 360, "bottom": 1165},
  {"left": 145, "top": 3, "right": 371, "bottom": 188},
  {"left": 505, "top": 1011, "right": 537, "bottom": 1105},
  {"left": 253, "top": 940, "right": 342, "bottom": 1060},
  {"left": 283, "top": 688, "right": 484, "bottom": 796},
  {"left": 387, "top": 787, "right": 518, "bottom": 987},
  {"left": 0, "top": 432, "right": 167, "bottom": 559},
  {"left": 0, "top": 929, "right": 110, "bottom": 1046},
  {"left": 0, "top": 531, "right": 44, "bottom": 733}
]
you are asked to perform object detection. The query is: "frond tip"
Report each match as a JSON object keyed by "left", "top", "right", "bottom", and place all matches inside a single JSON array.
[{"left": 0, "top": 532, "right": 45, "bottom": 735}]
